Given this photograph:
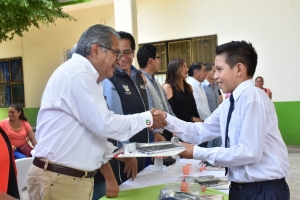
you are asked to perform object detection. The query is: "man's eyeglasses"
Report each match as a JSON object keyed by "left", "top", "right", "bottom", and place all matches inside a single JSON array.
[
  {"left": 97, "top": 44, "right": 122, "bottom": 61},
  {"left": 155, "top": 56, "right": 162, "bottom": 61},
  {"left": 122, "top": 50, "right": 134, "bottom": 57}
]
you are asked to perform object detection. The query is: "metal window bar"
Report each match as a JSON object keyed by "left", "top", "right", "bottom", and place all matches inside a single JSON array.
[{"left": 0, "top": 57, "right": 24, "bottom": 107}]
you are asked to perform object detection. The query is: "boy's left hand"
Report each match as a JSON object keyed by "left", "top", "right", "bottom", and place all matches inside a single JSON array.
[{"left": 179, "top": 142, "right": 195, "bottom": 159}]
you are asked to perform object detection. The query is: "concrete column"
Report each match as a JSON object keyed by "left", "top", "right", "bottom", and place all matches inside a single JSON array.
[{"left": 114, "top": 0, "right": 139, "bottom": 67}]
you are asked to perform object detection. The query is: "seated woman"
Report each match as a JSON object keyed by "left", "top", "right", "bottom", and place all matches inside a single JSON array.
[
  {"left": 255, "top": 76, "right": 272, "bottom": 99},
  {"left": 163, "top": 58, "right": 203, "bottom": 123},
  {"left": 0, "top": 104, "right": 37, "bottom": 159}
]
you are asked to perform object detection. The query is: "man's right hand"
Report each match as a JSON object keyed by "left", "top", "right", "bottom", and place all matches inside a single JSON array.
[
  {"left": 150, "top": 108, "right": 167, "bottom": 129},
  {"left": 99, "top": 162, "right": 119, "bottom": 198},
  {"left": 105, "top": 179, "right": 119, "bottom": 198}
]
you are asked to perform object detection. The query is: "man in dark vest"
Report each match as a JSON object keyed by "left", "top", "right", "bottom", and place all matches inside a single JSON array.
[{"left": 93, "top": 31, "right": 165, "bottom": 200}]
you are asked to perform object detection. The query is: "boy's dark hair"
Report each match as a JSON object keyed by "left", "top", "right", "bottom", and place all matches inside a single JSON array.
[
  {"left": 118, "top": 31, "right": 136, "bottom": 51},
  {"left": 204, "top": 62, "right": 214, "bottom": 72},
  {"left": 137, "top": 44, "right": 157, "bottom": 68},
  {"left": 9, "top": 104, "right": 28, "bottom": 121},
  {"left": 188, "top": 62, "right": 204, "bottom": 77},
  {"left": 215, "top": 41, "right": 257, "bottom": 77}
]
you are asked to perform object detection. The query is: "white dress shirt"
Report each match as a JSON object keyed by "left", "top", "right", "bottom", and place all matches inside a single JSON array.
[
  {"left": 165, "top": 80, "right": 289, "bottom": 182},
  {"left": 34, "top": 54, "right": 153, "bottom": 171},
  {"left": 186, "top": 77, "right": 211, "bottom": 120}
]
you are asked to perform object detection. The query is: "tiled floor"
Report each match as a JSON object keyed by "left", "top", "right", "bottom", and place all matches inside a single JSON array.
[{"left": 21, "top": 152, "right": 300, "bottom": 200}]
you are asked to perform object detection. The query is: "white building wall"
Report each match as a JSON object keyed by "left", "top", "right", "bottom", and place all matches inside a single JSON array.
[
  {"left": 0, "top": 4, "right": 115, "bottom": 107},
  {"left": 137, "top": 0, "right": 300, "bottom": 102},
  {"left": 0, "top": 0, "right": 299, "bottom": 105}
]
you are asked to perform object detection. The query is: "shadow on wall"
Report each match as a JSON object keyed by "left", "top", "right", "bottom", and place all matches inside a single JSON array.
[{"left": 0, "top": 107, "right": 39, "bottom": 127}]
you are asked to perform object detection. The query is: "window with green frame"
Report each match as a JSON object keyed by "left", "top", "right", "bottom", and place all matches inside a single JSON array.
[
  {"left": 139, "top": 35, "right": 217, "bottom": 85},
  {"left": 0, "top": 57, "right": 25, "bottom": 107}
]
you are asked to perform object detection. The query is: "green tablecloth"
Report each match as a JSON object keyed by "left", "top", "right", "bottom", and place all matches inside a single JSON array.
[{"left": 100, "top": 184, "right": 228, "bottom": 200}]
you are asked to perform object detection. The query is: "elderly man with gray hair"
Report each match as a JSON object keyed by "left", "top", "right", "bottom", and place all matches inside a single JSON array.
[{"left": 27, "top": 24, "right": 166, "bottom": 200}]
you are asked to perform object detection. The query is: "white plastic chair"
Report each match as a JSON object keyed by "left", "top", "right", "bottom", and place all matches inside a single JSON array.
[{"left": 15, "top": 157, "right": 34, "bottom": 200}]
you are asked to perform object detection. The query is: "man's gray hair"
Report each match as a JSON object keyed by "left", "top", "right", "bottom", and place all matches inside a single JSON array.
[
  {"left": 75, "top": 24, "right": 120, "bottom": 57},
  {"left": 67, "top": 44, "right": 77, "bottom": 60}
]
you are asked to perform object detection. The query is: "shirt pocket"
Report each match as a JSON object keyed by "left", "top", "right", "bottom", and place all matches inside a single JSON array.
[{"left": 228, "top": 116, "right": 243, "bottom": 146}]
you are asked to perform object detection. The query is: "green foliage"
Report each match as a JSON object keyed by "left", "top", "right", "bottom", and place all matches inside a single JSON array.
[{"left": 0, "top": 0, "right": 76, "bottom": 42}]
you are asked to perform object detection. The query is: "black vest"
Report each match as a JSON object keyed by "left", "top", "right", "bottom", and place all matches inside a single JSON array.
[{"left": 108, "top": 69, "right": 150, "bottom": 144}]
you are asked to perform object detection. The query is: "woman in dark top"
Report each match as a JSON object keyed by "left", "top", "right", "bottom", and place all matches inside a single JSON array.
[{"left": 163, "top": 58, "right": 203, "bottom": 123}]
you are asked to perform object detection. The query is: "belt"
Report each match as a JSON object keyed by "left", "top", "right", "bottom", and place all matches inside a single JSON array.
[
  {"left": 33, "top": 157, "right": 98, "bottom": 178},
  {"left": 230, "top": 178, "right": 287, "bottom": 190}
]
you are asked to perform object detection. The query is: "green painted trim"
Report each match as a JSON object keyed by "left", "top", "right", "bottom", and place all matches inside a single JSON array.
[
  {"left": 59, "top": 0, "right": 92, "bottom": 6},
  {"left": 0, "top": 109, "right": 7, "bottom": 121},
  {"left": 23, "top": 108, "right": 39, "bottom": 127},
  {"left": 274, "top": 101, "right": 300, "bottom": 146},
  {"left": 0, "top": 108, "right": 39, "bottom": 127}
]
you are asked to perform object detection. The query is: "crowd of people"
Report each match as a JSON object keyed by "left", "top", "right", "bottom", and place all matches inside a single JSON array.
[{"left": 0, "top": 24, "right": 289, "bottom": 200}]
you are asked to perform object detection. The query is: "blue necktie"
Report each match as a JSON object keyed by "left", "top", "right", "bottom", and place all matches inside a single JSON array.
[{"left": 225, "top": 94, "right": 235, "bottom": 175}]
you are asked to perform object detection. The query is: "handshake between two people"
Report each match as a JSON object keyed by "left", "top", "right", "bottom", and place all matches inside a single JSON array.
[
  {"left": 149, "top": 109, "right": 195, "bottom": 160},
  {"left": 149, "top": 108, "right": 167, "bottom": 130}
]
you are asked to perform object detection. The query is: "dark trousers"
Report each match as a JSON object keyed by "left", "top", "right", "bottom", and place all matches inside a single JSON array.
[{"left": 229, "top": 178, "right": 290, "bottom": 200}]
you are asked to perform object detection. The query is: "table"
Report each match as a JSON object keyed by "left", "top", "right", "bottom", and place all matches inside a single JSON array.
[{"left": 101, "top": 159, "right": 229, "bottom": 199}]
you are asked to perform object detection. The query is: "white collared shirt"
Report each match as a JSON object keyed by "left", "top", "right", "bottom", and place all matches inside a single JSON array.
[
  {"left": 34, "top": 53, "right": 153, "bottom": 171},
  {"left": 186, "top": 77, "right": 211, "bottom": 120},
  {"left": 165, "top": 80, "right": 289, "bottom": 182}
]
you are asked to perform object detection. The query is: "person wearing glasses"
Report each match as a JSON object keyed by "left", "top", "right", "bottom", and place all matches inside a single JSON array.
[
  {"left": 93, "top": 31, "right": 162, "bottom": 200},
  {"left": 27, "top": 24, "right": 167, "bottom": 200},
  {"left": 137, "top": 44, "right": 176, "bottom": 142},
  {"left": 67, "top": 44, "right": 121, "bottom": 199}
]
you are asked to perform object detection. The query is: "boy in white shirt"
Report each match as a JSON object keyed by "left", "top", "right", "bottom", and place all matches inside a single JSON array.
[{"left": 155, "top": 41, "right": 290, "bottom": 200}]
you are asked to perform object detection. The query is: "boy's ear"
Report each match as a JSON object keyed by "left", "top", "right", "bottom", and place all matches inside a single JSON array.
[{"left": 236, "top": 63, "right": 246, "bottom": 77}]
